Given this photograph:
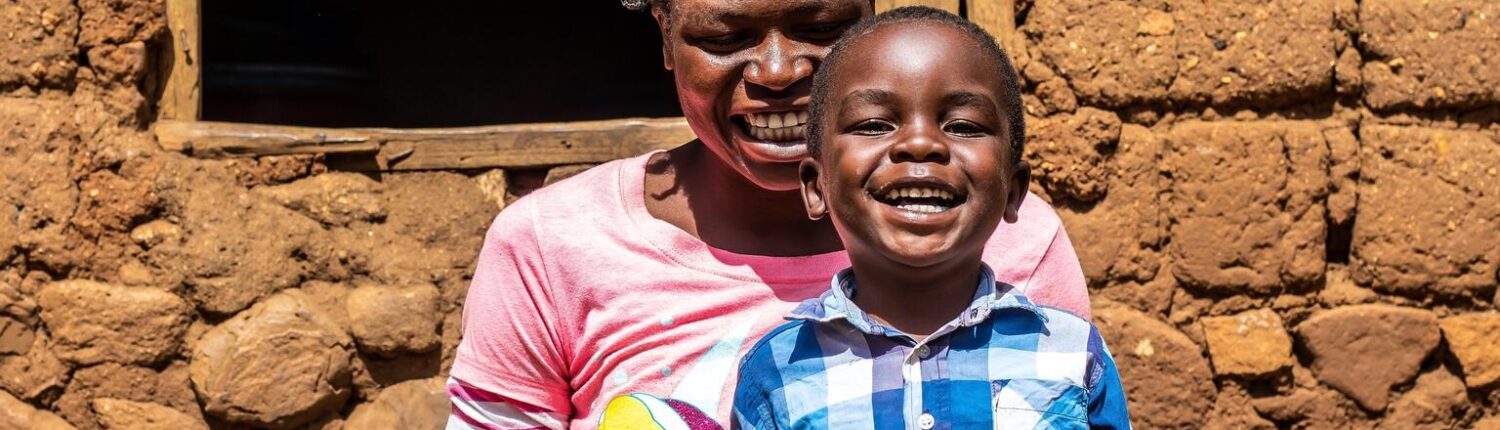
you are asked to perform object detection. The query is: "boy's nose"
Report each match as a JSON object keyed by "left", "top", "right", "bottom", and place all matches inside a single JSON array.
[{"left": 890, "top": 125, "right": 950, "bottom": 163}]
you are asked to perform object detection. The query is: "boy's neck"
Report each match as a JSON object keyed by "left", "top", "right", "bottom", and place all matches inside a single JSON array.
[{"left": 847, "top": 255, "right": 985, "bottom": 338}]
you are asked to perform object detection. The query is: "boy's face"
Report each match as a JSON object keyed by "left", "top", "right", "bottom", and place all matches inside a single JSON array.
[{"left": 800, "top": 23, "right": 1029, "bottom": 269}]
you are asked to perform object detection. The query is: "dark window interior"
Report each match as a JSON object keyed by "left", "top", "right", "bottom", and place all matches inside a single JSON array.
[{"left": 203, "top": 1, "right": 681, "bottom": 128}]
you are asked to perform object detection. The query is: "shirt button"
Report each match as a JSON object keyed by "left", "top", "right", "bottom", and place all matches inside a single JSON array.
[
  {"left": 918, "top": 412, "right": 935, "bottom": 430},
  {"left": 917, "top": 344, "right": 931, "bottom": 359}
]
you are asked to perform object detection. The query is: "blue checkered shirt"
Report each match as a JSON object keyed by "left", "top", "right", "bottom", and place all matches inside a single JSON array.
[{"left": 732, "top": 264, "right": 1131, "bottom": 430}]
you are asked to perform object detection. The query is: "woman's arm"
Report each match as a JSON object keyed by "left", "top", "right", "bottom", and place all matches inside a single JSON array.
[{"left": 447, "top": 201, "right": 573, "bottom": 429}]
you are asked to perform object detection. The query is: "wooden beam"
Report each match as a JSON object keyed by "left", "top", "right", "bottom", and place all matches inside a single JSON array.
[
  {"left": 967, "top": 0, "right": 1028, "bottom": 66},
  {"left": 874, "top": 0, "right": 961, "bottom": 13},
  {"left": 159, "top": 0, "right": 201, "bottom": 120},
  {"left": 153, "top": 118, "right": 696, "bottom": 170}
]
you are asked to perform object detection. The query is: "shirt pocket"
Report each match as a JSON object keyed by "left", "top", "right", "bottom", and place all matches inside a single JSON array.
[{"left": 991, "top": 379, "right": 1089, "bottom": 430}]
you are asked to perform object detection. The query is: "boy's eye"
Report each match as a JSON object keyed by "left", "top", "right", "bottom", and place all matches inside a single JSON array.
[
  {"left": 848, "top": 119, "right": 895, "bottom": 136},
  {"left": 943, "top": 120, "right": 989, "bottom": 137}
]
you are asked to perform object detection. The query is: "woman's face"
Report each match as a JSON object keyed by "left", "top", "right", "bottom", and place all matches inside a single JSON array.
[{"left": 656, "top": 0, "right": 873, "bottom": 191}]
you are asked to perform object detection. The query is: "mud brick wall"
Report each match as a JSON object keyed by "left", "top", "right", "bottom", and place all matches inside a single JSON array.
[{"left": 0, "top": 0, "right": 1496, "bottom": 429}]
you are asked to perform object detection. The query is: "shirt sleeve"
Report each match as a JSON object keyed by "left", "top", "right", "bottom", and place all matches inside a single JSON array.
[
  {"left": 448, "top": 201, "right": 573, "bottom": 427},
  {"left": 1025, "top": 223, "right": 1092, "bottom": 320},
  {"left": 447, "top": 377, "right": 566, "bottom": 429},
  {"left": 1085, "top": 334, "right": 1132, "bottom": 430},
  {"left": 732, "top": 347, "right": 782, "bottom": 430}
]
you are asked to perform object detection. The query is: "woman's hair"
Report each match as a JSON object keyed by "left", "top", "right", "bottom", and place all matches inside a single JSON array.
[
  {"left": 620, "top": 0, "right": 665, "bottom": 12},
  {"left": 806, "top": 6, "right": 1025, "bottom": 164}
]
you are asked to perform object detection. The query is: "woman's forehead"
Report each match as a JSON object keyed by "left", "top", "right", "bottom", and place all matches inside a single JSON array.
[{"left": 668, "top": 0, "right": 870, "bottom": 22}]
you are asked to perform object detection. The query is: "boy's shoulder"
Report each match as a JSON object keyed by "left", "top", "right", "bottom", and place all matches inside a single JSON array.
[{"left": 736, "top": 318, "right": 818, "bottom": 384}]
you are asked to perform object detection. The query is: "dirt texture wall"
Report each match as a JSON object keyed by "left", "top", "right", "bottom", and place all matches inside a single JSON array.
[{"left": 0, "top": 0, "right": 1496, "bottom": 429}]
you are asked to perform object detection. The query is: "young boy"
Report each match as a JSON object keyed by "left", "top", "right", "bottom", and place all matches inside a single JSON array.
[{"left": 731, "top": 7, "right": 1131, "bottom": 430}]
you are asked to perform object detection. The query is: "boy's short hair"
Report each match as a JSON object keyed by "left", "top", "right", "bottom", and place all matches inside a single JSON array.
[{"left": 807, "top": 6, "right": 1025, "bottom": 164}]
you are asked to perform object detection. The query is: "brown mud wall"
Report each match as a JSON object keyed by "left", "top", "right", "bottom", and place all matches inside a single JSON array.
[{"left": 0, "top": 0, "right": 1497, "bottom": 429}]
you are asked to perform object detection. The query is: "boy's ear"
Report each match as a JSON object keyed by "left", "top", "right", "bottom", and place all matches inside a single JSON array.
[
  {"left": 799, "top": 158, "right": 829, "bottom": 221},
  {"left": 1003, "top": 160, "right": 1030, "bottom": 223},
  {"left": 652, "top": 7, "right": 674, "bottom": 71}
]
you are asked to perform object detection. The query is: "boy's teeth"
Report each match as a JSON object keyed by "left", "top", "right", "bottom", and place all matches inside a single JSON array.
[{"left": 883, "top": 187, "right": 957, "bottom": 203}]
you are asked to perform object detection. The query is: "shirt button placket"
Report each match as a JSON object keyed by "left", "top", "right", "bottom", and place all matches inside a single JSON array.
[{"left": 918, "top": 412, "right": 935, "bottom": 430}]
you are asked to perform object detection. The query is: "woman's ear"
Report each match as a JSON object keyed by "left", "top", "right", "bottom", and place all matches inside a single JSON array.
[
  {"left": 1003, "top": 160, "right": 1031, "bottom": 223},
  {"left": 652, "top": 7, "right": 674, "bottom": 71},
  {"left": 799, "top": 158, "right": 828, "bottom": 221}
]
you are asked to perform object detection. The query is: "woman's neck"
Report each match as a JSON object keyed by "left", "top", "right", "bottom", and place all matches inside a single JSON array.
[
  {"left": 847, "top": 255, "right": 983, "bottom": 337},
  {"left": 643, "top": 142, "right": 844, "bottom": 256}
]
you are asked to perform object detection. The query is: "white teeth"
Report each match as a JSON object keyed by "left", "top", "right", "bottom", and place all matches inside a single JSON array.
[
  {"left": 743, "top": 111, "right": 809, "bottom": 142},
  {"left": 882, "top": 187, "right": 958, "bottom": 202},
  {"left": 895, "top": 204, "right": 945, "bottom": 214}
]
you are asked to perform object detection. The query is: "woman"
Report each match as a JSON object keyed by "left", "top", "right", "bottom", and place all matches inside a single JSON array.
[{"left": 446, "top": 1, "right": 1090, "bottom": 428}]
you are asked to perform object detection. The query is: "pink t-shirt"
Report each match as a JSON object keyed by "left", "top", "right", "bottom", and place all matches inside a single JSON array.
[{"left": 448, "top": 152, "right": 1089, "bottom": 429}]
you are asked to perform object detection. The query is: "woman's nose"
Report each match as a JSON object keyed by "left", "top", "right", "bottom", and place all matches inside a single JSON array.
[{"left": 743, "top": 33, "right": 813, "bottom": 92}]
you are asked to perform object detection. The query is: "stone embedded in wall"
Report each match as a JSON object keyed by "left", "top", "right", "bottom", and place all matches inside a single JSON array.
[
  {"left": 1352, "top": 125, "right": 1499, "bottom": 299},
  {"left": 1092, "top": 304, "right": 1216, "bottom": 429},
  {"left": 544, "top": 164, "right": 599, "bottom": 187},
  {"left": 255, "top": 173, "right": 388, "bottom": 227},
  {"left": 1296, "top": 304, "right": 1441, "bottom": 411},
  {"left": 1201, "top": 308, "right": 1293, "bottom": 377},
  {"left": 1165, "top": 121, "right": 1330, "bottom": 295},
  {"left": 0, "top": 0, "right": 79, "bottom": 89},
  {"left": 0, "top": 333, "right": 69, "bottom": 401},
  {"left": 76, "top": 0, "right": 164, "bottom": 46},
  {"left": 353, "top": 172, "right": 495, "bottom": 289},
  {"left": 1440, "top": 313, "right": 1500, "bottom": 389},
  {"left": 1251, "top": 379, "right": 1372, "bottom": 429},
  {"left": 129, "top": 220, "right": 182, "bottom": 250},
  {"left": 1205, "top": 382, "right": 1277, "bottom": 430},
  {"left": 343, "top": 377, "right": 447, "bottom": 430},
  {"left": 72, "top": 165, "right": 161, "bottom": 240},
  {"left": 190, "top": 290, "right": 354, "bottom": 429},
  {"left": 473, "top": 169, "right": 509, "bottom": 211},
  {"left": 347, "top": 284, "right": 441, "bottom": 357},
  {"left": 52, "top": 362, "right": 202, "bottom": 430},
  {"left": 1477, "top": 415, "right": 1500, "bottom": 430},
  {"left": 1055, "top": 123, "right": 1167, "bottom": 286},
  {"left": 1025, "top": 108, "right": 1122, "bottom": 204},
  {"left": 0, "top": 99, "right": 83, "bottom": 273},
  {"left": 1324, "top": 126, "right": 1360, "bottom": 228},
  {"left": 1360, "top": 0, "right": 1500, "bottom": 111},
  {"left": 146, "top": 162, "right": 322, "bottom": 315},
  {"left": 90, "top": 399, "right": 207, "bottom": 430},
  {"left": 0, "top": 390, "right": 76, "bottom": 430},
  {"left": 1024, "top": 0, "right": 1336, "bottom": 108},
  {"left": 1377, "top": 368, "right": 1469, "bottom": 430},
  {"left": 84, "top": 42, "right": 148, "bottom": 85},
  {"left": 36, "top": 280, "right": 192, "bottom": 366}
]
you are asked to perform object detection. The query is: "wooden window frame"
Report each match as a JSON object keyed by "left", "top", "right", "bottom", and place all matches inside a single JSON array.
[{"left": 155, "top": 0, "right": 1019, "bottom": 171}]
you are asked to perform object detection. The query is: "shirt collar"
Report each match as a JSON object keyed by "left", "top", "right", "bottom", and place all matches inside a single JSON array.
[{"left": 786, "top": 263, "right": 1049, "bottom": 337}]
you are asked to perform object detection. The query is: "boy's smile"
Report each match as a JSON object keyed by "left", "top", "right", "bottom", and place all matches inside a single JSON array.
[{"left": 801, "top": 21, "right": 1027, "bottom": 270}]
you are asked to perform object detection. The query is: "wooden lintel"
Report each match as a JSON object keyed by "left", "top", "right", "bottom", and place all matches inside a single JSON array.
[{"left": 153, "top": 117, "right": 696, "bottom": 170}]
